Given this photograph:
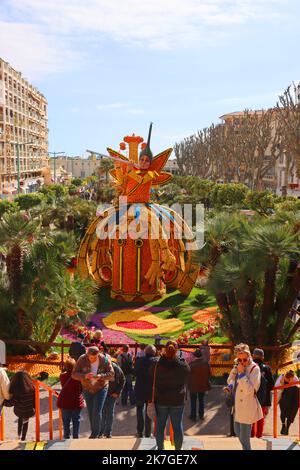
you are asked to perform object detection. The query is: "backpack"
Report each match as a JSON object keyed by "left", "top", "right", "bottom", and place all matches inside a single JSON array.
[
  {"left": 120, "top": 353, "right": 133, "bottom": 376},
  {"left": 113, "top": 363, "right": 125, "bottom": 390},
  {"left": 251, "top": 364, "right": 267, "bottom": 405}
]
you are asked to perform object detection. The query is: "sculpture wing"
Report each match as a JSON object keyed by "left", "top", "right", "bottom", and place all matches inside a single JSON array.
[
  {"left": 106, "top": 148, "right": 129, "bottom": 162},
  {"left": 152, "top": 172, "right": 173, "bottom": 187},
  {"left": 149, "top": 148, "right": 173, "bottom": 172}
]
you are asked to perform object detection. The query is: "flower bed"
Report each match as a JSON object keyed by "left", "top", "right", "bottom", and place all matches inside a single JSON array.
[
  {"left": 103, "top": 308, "right": 184, "bottom": 335},
  {"left": 67, "top": 323, "right": 96, "bottom": 342},
  {"left": 116, "top": 320, "right": 157, "bottom": 329},
  {"left": 192, "top": 306, "right": 221, "bottom": 325},
  {"left": 176, "top": 323, "right": 215, "bottom": 344},
  {"left": 7, "top": 354, "right": 61, "bottom": 377}
]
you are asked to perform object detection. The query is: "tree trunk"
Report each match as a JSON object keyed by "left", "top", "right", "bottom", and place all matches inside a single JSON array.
[
  {"left": 258, "top": 261, "right": 278, "bottom": 344},
  {"left": 275, "top": 264, "right": 300, "bottom": 342},
  {"left": 236, "top": 284, "right": 255, "bottom": 344},
  {"left": 38, "top": 319, "right": 63, "bottom": 355},
  {"left": 6, "top": 244, "right": 22, "bottom": 302},
  {"left": 215, "top": 293, "right": 235, "bottom": 343}
]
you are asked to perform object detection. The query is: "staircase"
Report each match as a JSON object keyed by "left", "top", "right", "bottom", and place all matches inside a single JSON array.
[{"left": 3, "top": 435, "right": 299, "bottom": 451}]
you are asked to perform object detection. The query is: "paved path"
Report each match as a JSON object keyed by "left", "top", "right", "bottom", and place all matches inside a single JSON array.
[{"left": 1, "top": 386, "right": 298, "bottom": 445}]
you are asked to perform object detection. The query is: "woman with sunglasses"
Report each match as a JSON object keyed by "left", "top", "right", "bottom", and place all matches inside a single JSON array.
[{"left": 223, "top": 343, "right": 263, "bottom": 450}]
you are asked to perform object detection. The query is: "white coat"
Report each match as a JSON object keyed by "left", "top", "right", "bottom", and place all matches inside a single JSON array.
[
  {"left": 227, "top": 361, "right": 263, "bottom": 425},
  {"left": 0, "top": 367, "right": 10, "bottom": 407}
]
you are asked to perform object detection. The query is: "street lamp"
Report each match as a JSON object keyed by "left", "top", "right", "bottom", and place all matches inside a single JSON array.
[{"left": 48, "top": 151, "right": 65, "bottom": 183}]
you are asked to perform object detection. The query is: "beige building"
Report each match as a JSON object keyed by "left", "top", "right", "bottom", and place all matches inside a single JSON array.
[
  {"left": 0, "top": 58, "right": 48, "bottom": 194},
  {"left": 51, "top": 155, "right": 103, "bottom": 180},
  {"left": 164, "top": 159, "right": 180, "bottom": 175},
  {"left": 52, "top": 155, "right": 180, "bottom": 181}
]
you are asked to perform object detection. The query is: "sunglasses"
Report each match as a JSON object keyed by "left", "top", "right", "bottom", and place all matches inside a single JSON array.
[{"left": 238, "top": 358, "right": 248, "bottom": 364}]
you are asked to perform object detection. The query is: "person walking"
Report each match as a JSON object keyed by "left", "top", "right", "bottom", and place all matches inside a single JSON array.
[
  {"left": 117, "top": 345, "right": 136, "bottom": 406},
  {"left": 251, "top": 348, "right": 275, "bottom": 438},
  {"left": 91, "top": 330, "right": 104, "bottom": 349},
  {"left": 276, "top": 370, "right": 299, "bottom": 436},
  {"left": 188, "top": 349, "right": 211, "bottom": 421},
  {"left": 134, "top": 345, "right": 158, "bottom": 438},
  {"left": 200, "top": 340, "right": 211, "bottom": 364},
  {"left": 135, "top": 344, "right": 146, "bottom": 362},
  {"left": 57, "top": 358, "right": 85, "bottom": 439},
  {"left": 153, "top": 341, "right": 190, "bottom": 450},
  {"left": 9, "top": 371, "right": 35, "bottom": 441},
  {"left": 224, "top": 343, "right": 263, "bottom": 451},
  {"left": 100, "top": 360, "right": 125, "bottom": 438},
  {"left": 69, "top": 333, "right": 86, "bottom": 361},
  {"left": 72, "top": 346, "right": 114, "bottom": 438}
]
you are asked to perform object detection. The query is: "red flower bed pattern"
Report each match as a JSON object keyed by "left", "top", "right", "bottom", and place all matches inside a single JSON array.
[{"left": 116, "top": 320, "right": 157, "bottom": 330}]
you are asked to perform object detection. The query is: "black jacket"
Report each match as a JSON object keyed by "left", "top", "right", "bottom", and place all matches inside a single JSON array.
[
  {"left": 153, "top": 356, "right": 190, "bottom": 406},
  {"left": 134, "top": 356, "right": 158, "bottom": 402},
  {"left": 108, "top": 362, "right": 125, "bottom": 396},
  {"left": 13, "top": 391, "right": 35, "bottom": 419},
  {"left": 69, "top": 341, "right": 86, "bottom": 361},
  {"left": 280, "top": 385, "right": 300, "bottom": 423}
]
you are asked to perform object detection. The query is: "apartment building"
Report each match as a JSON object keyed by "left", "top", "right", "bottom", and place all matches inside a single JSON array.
[{"left": 0, "top": 58, "right": 48, "bottom": 194}]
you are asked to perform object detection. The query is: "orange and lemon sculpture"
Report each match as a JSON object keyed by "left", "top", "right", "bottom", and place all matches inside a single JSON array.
[{"left": 78, "top": 124, "right": 198, "bottom": 302}]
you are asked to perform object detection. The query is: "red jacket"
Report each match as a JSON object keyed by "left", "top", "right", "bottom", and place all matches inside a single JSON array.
[{"left": 57, "top": 371, "right": 85, "bottom": 410}]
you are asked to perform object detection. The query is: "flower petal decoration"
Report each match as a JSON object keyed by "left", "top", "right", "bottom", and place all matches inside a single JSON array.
[
  {"left": 116, "top": 320, "right": 157, "bottom": 329},
  {"left": 192, "top": 306, "right": 221, "bottom": 325},
  {"left": 103, "top": 309, "right": 184, "bottom": 335}
]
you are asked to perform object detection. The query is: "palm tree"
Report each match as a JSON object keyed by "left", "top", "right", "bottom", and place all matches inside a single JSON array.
[
  {"left": 8, "top": 234, "right": 97, "bottom": 353},
  {"left": 98, "top": 158, "right": 114, "bottom": 184},
  {"left": 243, "top": 223, "right": 299, "bottom": 344},
  {"left": 202, "top": 212, "right": 300, "bottom": 347},
  {"left": 194, "top": 213, "right": 244, "bottom": 342},
  {"left": 0, "top": 212, "right": 40, "bottom": 302},
  {"left": 36, "top": 272, "right": 96, "bottom": 353}
]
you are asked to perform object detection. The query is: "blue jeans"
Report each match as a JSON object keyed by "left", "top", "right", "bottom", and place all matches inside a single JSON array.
[
  {"left": 121, "top": 375, "right": 136, "bottom": 406},
  {"left": 190, "top": 392, "right": 205, "bottom": 419},
  {"left": 83, "top": 388, "right": 108, "bottom": 438},
  {"left": 61, "top": 409, "right": 81, "bottom": 439},
  {"left": 100, "top": 395, "right": 117, "bottom": 436},
  {"left": 234, "top": 421, "right": 252, "bottom": 450},
  {"left": 136, "top": 401, "right": 152, "bottom": 437},
  {"left": 156, "top": 405, "right": 184, "bottom": 450}
]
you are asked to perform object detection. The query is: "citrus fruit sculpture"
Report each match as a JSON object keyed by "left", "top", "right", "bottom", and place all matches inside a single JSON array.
[{"left": 78, "top": 124, "right": 199, "bottom": 302}]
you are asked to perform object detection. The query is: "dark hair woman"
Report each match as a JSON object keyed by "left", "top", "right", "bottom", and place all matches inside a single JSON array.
[
  {"left": 152, "top": 340, "right": 190, "bottom": 450},
  {"left": 9, "top": 371, "right": 35, "bottom": 441}
]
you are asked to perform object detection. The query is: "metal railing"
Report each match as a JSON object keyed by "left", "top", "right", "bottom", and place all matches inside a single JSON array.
[
  {"left": 0, "top": 379, "right": 62, "bottom": 442},
  {"left": 1, "top": 338, "right": 293, "bottom": 374}
]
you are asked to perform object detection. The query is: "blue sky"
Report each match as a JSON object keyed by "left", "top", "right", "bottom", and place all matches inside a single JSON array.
[{"left": 0, "top": 0, "right": 299, "bottom": 157}]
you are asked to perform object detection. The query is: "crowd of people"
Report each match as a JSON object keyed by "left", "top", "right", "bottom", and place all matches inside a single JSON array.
[{"left": 0, "top": 333, "right": 299, "bottom": 450}]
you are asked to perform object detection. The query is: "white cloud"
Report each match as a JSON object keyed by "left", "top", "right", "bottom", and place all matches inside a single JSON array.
[
  {"left": 96, "top": 103, "right": 144, "bottom": 115},
  {"left": 0, "top": 20, "right": 78, "bottom": 80},
  {"left": 0, "top": 0, "right": 291, "bottom": 78},
  {"left": 127, "top": 108, "right": 145, "bottom": 115},
  {"left": 96, "top": 102, "right": 128, "bottom": 110}
]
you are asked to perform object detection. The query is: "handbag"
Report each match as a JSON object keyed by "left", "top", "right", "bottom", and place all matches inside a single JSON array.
[
  {"left": 2, "top": 398, "right": 15, "bottom": 407},
  {"left": 225, "top": 372, "right": 237, "bottom": 408},
  {"left": 147, "top": 361, "right": 158, "bottom": 421}
]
